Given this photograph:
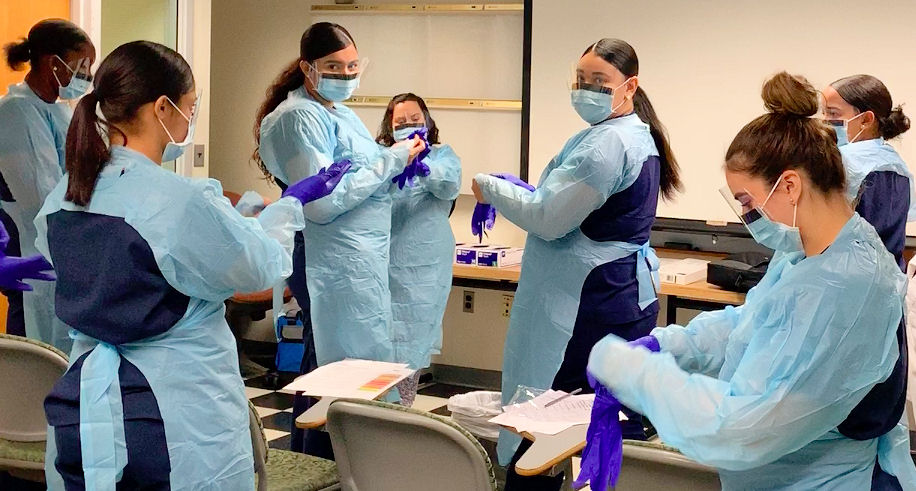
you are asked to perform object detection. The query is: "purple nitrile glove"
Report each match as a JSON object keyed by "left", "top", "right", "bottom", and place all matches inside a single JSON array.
[
  {"left": 283, "top": 159, "right": 352, "bottom": 204},
  {"left": 391, "top": 129, "right": 432, "bottom": 190},
  {"left": 0, "top": 254, "right": 55, "bottom": 292},
  {"left": 574, "top": 371, "right": 623, "bottom": 490},
  {"left": 415, "top": 160, "right": 430, "bottom": 178},
  {"left": 471, "top": 203, "right": 497, "bottom": 243},
  {"left": 492, "top": 173, "right": 535, "bottom": 192},
  {"left": 627, "top": 335, "right": 660, "bottom": 352},
  {"left": 408, "top": 127, "right": 431, "bottom": 163},
  {"left": 391, "top": 164, "right": 416, "bottom": 190}
]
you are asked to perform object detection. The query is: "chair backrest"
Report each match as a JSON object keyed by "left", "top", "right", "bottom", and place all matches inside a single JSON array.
[
  {"left": 612, "top": 440, "right": 720, "bottom": 490},
  {"left": 247, "top": 401, "right": 269, "bottom": 491},
  {"left": 0, "top": 334, "right": 68, "bottom": 441},
  {"left": 326, "top": 398, "right": 497, "bottom": 491}
]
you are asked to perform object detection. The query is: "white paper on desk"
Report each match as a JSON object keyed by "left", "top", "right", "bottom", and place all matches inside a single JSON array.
[
  {"left": 490, "top": 390, "right": 597, "bottom": 435},
  {"left": 281, "top": 359, "right": 414, "bottom": 399}
]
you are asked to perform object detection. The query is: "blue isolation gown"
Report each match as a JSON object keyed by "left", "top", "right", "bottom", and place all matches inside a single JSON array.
[
  {"left": 0, "top": 82, "right": 72, "bottom": 351},
  {"left": 37, "top": 146, "right": 304, "bottom": 489}
]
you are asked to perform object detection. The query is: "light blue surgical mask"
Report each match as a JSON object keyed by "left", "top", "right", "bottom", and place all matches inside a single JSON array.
[
  {"left": 53, "top": 55, "right": 91, "bottom": 100},
  {"left": 316, "top": 74, "right": 360, "bottom": 102},
  {"left": 158, "top": 96, "right": 199, "bottom": 162},
  {"left": 744, "top": 176, "right": 803, "bottom": 253},
  {"left": 570, "top": 78, "right": 631, "bottom": 125},
  {"left": 828, "top": 112, "right": 865, "bottom": 147},
  {"left": 393, "top": 124, "right": 426, "bottom": 142}
]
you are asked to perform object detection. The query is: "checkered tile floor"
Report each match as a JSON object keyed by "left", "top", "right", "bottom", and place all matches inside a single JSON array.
[{"left": 243, "top": 372, "right": 460, "bottom": 450}]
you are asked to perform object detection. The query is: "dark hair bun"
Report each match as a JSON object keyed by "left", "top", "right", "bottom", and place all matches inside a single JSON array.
[
  {"left": 4, "top": 38, "right": 31, "bottom": 71},
  {"left": 882, "top": 105, "right": 910, "bottom": 139},
  {"left": 762, "top": 71, "right": 819, "bottom": 118}
]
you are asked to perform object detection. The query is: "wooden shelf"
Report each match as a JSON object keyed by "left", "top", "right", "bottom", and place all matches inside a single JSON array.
[
  {"left": 312, "top": 3, "right": 523, "bottom": 13},
  {"left": 345, "top": 95, "right": 521, "bottom": 111}
]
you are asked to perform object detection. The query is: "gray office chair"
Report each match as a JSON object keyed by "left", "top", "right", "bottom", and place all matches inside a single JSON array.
[
  {"left": 247, "top": 401, "right": 340, "bottom": 491},
  {"left": 326, "top": 398, "right": 498, "bottom": 491},
  {"left": 0, "top": 333, "right": 69, "bottom": 482},
  {"left": 610, "top": 439, "right": 720, "bottom": 490}
]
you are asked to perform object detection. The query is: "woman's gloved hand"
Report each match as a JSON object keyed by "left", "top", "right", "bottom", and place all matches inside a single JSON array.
[
  {"left": 282, "top": 159, "right": 352, "bottom": 204},
  {"left": 492, "top": 173, "right": 535, "bottom": 192},
  {"left": 0, "top": 254, "right": 55, "bottom": 292},
  {"left": 574, "top": 371, "right": 624, "bottom": 490},
  {"left": 627, "top": 335, "right": 660, "bottom": 352}
]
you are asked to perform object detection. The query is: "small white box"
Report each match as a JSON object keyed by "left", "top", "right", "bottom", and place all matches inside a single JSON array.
[
  {"left": 455, "top": 243, "right": 491, "bottom": 265},
  {"left": 659, "top": 258, "right": 708, "bottom": 285},
  {"left": 476, "top": 246, "right": 524, "bottom": 268}
]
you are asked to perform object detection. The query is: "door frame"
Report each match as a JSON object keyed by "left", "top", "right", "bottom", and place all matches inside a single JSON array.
[{"left": 70, "top": 0, "right": 196, "bottom": 177}]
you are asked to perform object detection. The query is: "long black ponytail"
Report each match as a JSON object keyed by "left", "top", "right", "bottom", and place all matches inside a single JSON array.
[
  {"left": 252, "top": 22, "right": 355, "bottom": 181},
  {"left": 66, "top": 41, "right": 194, "bottom": 206},
  {"left": 586, "top": 38, "right": 682, "bottom": 200}
]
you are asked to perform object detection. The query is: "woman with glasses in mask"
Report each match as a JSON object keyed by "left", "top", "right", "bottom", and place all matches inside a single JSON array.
[
  {"left": 0, "top": 19, "right": 94, "bottom": 349},
  {"left": 470, "top": 38, "right": 681, "bottom": 489},
  {"left": 254, "top": 22, "right": 425, "bottom": 455},
  {"left": 585, "top": 72, "right": 916, "bottom": 490},
  {"left": 37, "top": 40, "right": 344, "bottom": 489},
  {"left": 822, "top": 75, "right": 912, "bottom": 270},
  {"left": 376, "top": 93, "right": 461, "bottom": 407}
]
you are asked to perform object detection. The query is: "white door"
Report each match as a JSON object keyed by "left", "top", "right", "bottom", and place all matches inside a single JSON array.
[{"left": 72, "top": 0, "right": 198, "bottom": 176}]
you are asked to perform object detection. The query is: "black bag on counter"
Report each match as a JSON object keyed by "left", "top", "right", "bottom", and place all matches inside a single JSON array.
[{"left": 707, "top": 251, "right": 771, "bottom": 293}]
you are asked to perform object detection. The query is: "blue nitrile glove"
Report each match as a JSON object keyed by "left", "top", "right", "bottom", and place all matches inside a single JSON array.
[
  {"left": 574, "top": 371, "right": 623, "bottom": 490},
  {"left": 627, "top": 335, "right": 660, "bottom": 352},
  {"left": 283, "top": 159, "right": 352, "bottom": 204},
  {"left": 0, "top": 254, "right": 55, "bottom": 292},
  {"left": 471, "top": 203, "right": 497, "bottom": 243},
  {"left": 492, "top": 173, "right": 535, "bottom": 192}
]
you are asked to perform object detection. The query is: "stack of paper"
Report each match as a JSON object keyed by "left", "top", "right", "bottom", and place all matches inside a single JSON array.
[
  {"left": 282, "top": 359, "right": 415, "bottom": 399},
  {"left": 489, "top": 390, "right": 598, "bottom": 435}
]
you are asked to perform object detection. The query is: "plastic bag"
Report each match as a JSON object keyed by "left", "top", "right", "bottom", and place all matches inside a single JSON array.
[
  {"left": 505, "top": 385, "right": 547, "bottom": 409},
  {"left": 448, "top": 391, "right": 503, "bottom": 440}
]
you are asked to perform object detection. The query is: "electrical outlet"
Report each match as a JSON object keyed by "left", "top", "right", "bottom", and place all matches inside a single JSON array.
[
  {"left": 193, "top": 144, "right": 206, "bottom": 167},
  {"left": 462, "top": 290, "right": 475, "bottom": 313},
  {"left": 501, "top": 294, "right": 514, "bottom": 318}
]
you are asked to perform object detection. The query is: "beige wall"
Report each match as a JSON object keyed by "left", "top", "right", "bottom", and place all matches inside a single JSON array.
[{"left": 209, "top": 0, "right": 317, "bottom": 199}]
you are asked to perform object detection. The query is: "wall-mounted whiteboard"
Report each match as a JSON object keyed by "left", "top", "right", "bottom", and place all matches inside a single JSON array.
[
  {"left": 314, "top": 10, "right": 524, "bottom": 193},
  {"left": 529, "top": 0, "right": 916, "bottom": 231}
]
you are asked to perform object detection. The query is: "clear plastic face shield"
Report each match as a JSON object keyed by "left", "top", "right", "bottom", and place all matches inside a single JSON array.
[
  {"left": 568, "top": 63, "right": 615, "bottom": 95},
  {"left": 719, "top": 185, "right": 768, "bottom": 228},
  {"left": 54, "top": 55, "right": 92, "bottom": 83},
  {"left": 53, "top": 56, "right": 93, "bottom": 100},
  {"left": 304, "top": 57, "right": 370, "bottom": 88}
]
